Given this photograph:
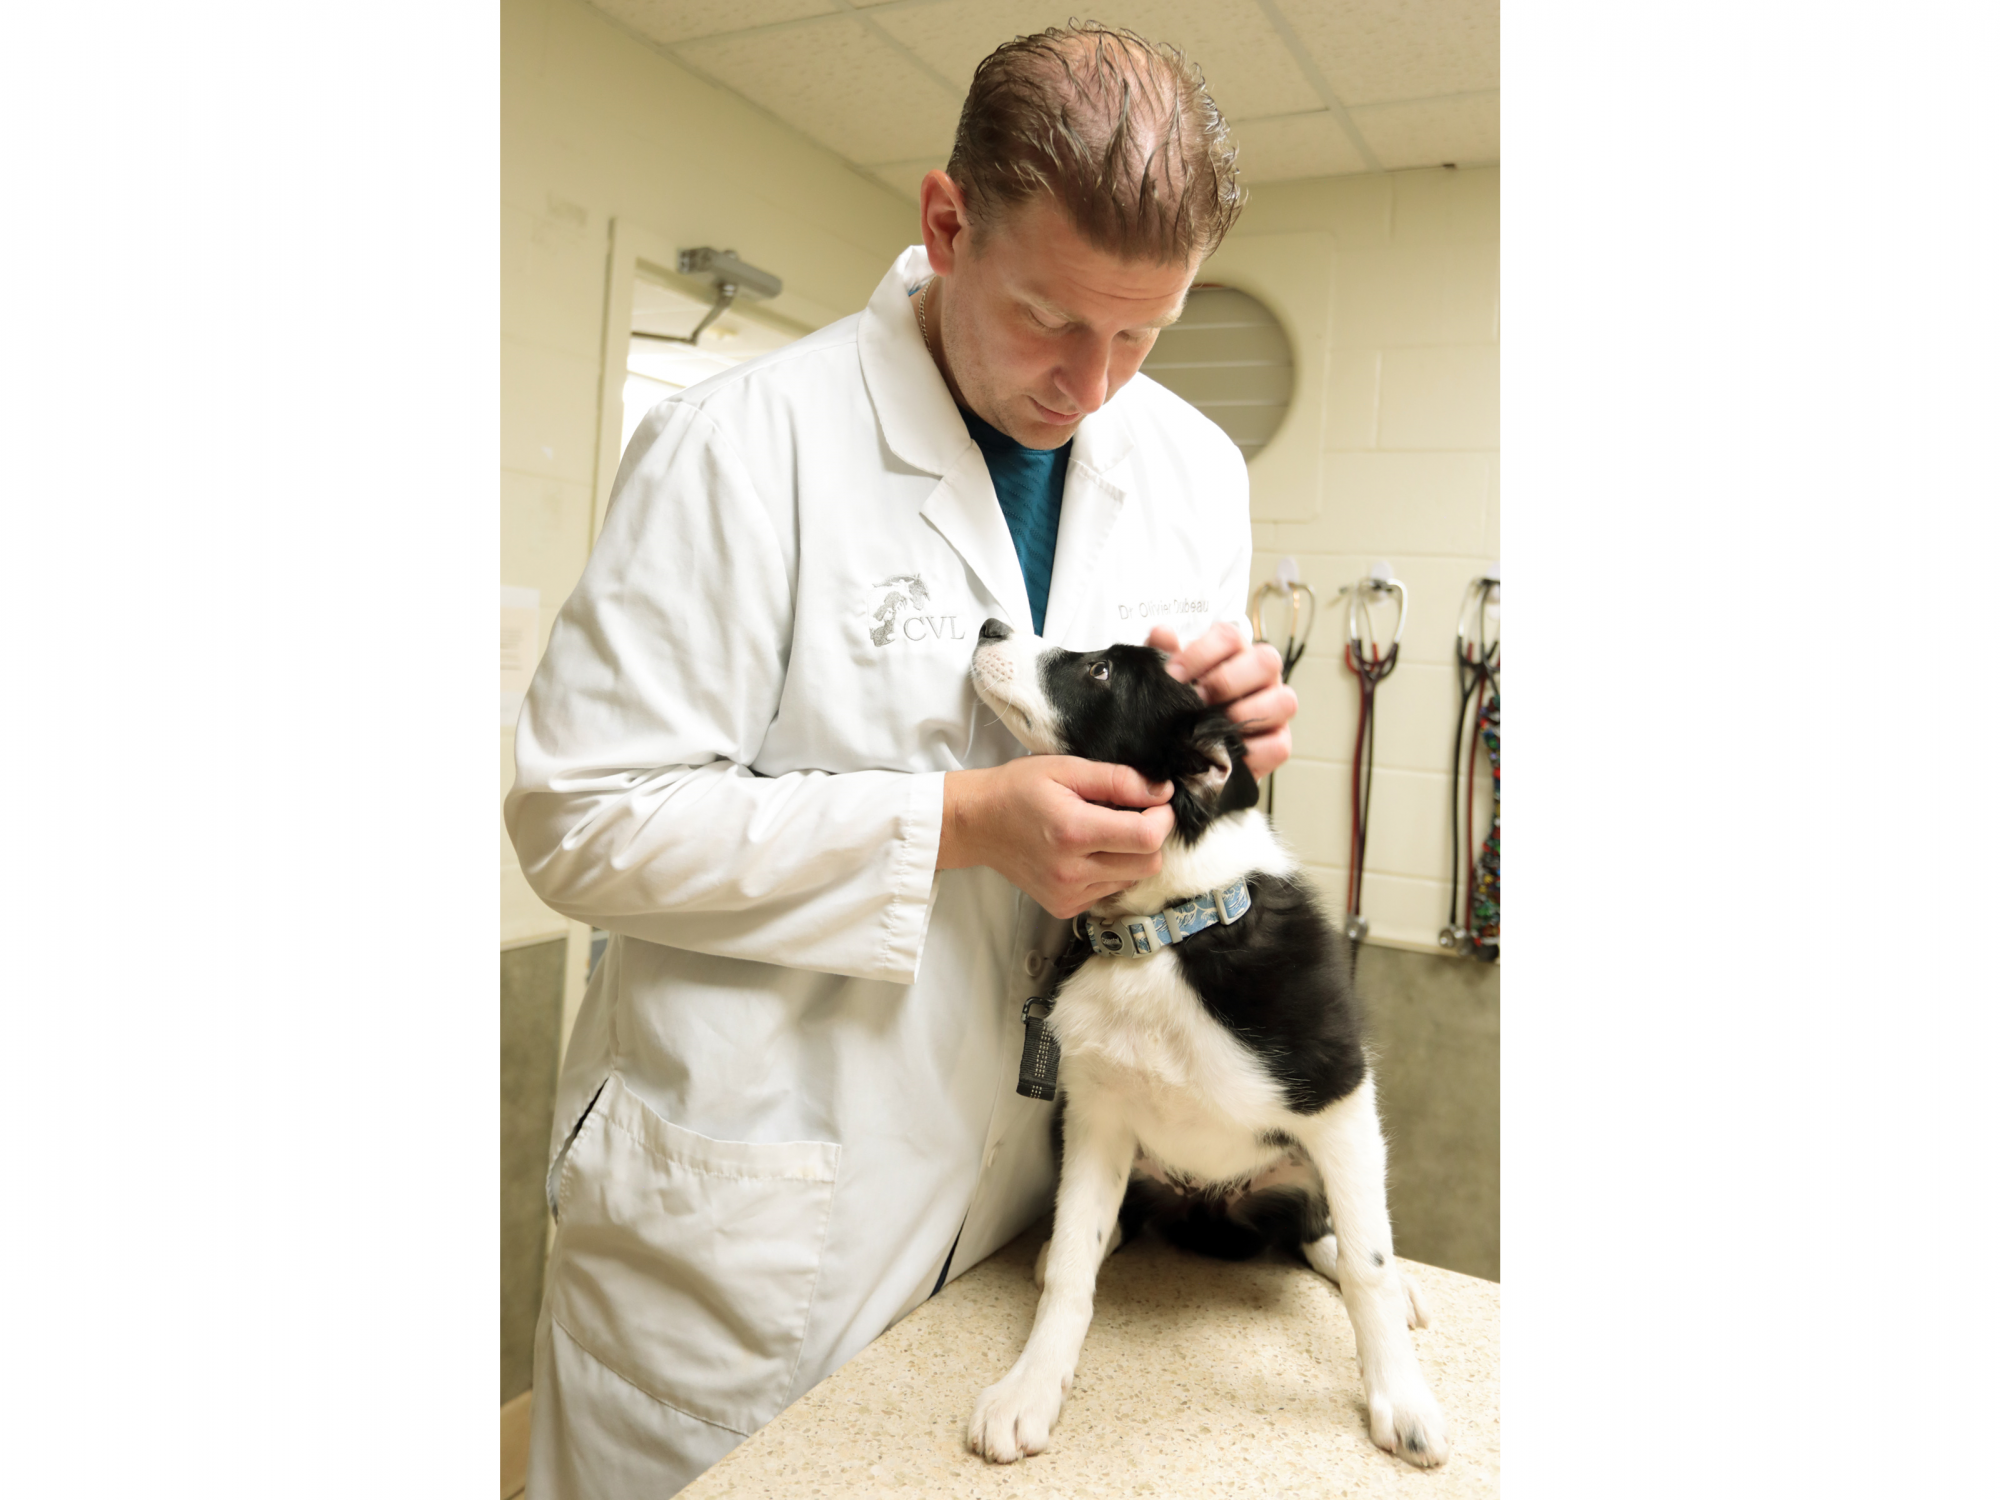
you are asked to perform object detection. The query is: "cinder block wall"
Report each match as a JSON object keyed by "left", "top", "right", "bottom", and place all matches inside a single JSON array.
[
  {"left": 1222, "top": 169, "right": 1501, "bottom": 1280},
  {"left": 1233, "top": 168, "right": 1501, "bottom": 956}
]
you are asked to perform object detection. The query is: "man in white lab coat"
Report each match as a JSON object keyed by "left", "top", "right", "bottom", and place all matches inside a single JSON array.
[{"left": 507, "top": 24, "right": 1297, "bottom": 1497}]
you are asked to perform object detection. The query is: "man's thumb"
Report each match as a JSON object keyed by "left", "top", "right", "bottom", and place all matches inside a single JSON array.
[{"left": 1062, "top": 757, "right": 1171, "bottom": 807}]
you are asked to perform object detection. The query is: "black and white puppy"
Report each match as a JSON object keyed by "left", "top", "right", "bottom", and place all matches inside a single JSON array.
[{"left": 966, "top": 619, "right": 1448, "bottom": 1469}]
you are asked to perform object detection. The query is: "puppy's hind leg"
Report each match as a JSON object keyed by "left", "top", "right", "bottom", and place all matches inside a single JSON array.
[
  {"left": 969, "top": 1091, "right": 1134, "bottom": 1463},
  {"left": 1302, "top": 1233, "right": 1429, "bottom": 1328},
  {"left": 1296, "top": 1074, "right": 1449, "bottom": 1468}
]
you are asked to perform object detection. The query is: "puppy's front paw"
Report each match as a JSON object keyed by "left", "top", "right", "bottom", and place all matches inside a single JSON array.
[
  {"left": 1366, "top": 1383, "right": 1449, "bottom": 1468},
  {"left": 967, "top": 1368, "right": 1067, "bottom": 1463}
]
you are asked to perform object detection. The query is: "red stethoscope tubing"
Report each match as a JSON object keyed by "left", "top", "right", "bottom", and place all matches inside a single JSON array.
[{"left": 1345, "top": 638, "right": 1397, "bottom": 920}]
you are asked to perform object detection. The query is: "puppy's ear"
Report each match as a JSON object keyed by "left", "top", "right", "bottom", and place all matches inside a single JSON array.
[
  {"left": 1193, "top": 710, "right": 1260, "bottom": 815},
  {"left": 1216, "top": 754, "right": 1261, "bottom": 815},
  {"left": 1175, "top": 711, "right": 1236, "bottom": 790},
  {"left": 1166, "top": 710, "right": 1257, "bottom": 843}
]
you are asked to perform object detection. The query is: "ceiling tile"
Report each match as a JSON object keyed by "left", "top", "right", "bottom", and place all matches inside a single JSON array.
[
  {"left": 848, "top": 0, "right": 1043, "bottom": 87},
  {"left": 1347, "top": 92, "right": 1498, "bottom": 171},
  {"left": 1229, "top": 111, "right": 1371, "bottom": 183},
  {"left": 866, "top": 158, "right": 946, "bottom": 204},
  {"left": 1270, "top": 0, "right": 1498, "bottom": 107},
  {"left": 678, "top": 16, "right": 963, "bottom": 164},
  {"left": 874, "top": 0, "right": 1321, "bottom": 123},
  {"left": 587, "top": 0, "right": 837, "bottom": 48}
]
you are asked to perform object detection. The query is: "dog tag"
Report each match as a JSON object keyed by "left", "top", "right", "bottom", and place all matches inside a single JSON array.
[{"left": 1017, "top": 997, "right": 1059, "bottom": 1100}]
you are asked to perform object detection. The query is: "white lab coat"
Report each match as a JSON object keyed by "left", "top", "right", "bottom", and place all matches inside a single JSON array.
[{"left": 506, "top": 245, "right": 1252, "bottom": 1497}]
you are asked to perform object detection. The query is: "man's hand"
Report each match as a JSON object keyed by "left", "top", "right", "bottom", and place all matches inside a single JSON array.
[
  {"left": 939, "top": 757, "right": 1175, "bottom": 919},
  {"left": 1148, "top": 622, "right": 1297, "bottom": 780}
]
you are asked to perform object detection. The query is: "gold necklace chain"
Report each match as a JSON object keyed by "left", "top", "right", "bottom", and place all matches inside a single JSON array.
[{"left": 917, "top": 277, "right": 935, "bottom": 351}]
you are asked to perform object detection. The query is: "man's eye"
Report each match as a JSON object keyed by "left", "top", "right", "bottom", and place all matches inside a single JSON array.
[{"left": 1090, "top": 661, "right": 1110, "bottom": 681}]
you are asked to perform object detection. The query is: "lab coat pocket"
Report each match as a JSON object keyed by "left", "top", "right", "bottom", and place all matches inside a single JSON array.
[{"left": 547, "top": 1073, "right": 841, "bottom": 1436}]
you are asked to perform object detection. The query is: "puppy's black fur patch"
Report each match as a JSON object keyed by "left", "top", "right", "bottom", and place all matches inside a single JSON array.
[
  {"left": 1171, "top": 875, "right": 1369, "bottom": 1115},
  {"left": 1037, "top": 644, "right": 1261, "bottom": 845}
]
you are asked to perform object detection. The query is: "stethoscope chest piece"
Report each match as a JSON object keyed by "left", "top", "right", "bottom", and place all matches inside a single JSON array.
[{"left": 1250, "top": 558, "right": 1317, "bottom": 821}]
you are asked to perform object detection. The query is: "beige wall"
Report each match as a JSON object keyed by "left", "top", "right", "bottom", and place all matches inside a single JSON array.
[
  {"left": 1230, "top": 167, "right": 1501, "bottom": 954},
  {"left": 501, "top": 0, "right": 919, "bottom": 945}
]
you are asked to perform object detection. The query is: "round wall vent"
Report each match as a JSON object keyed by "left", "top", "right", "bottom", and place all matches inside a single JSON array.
[{"left": 1142, "top": 285, "right": 1294, "bottom": 460}]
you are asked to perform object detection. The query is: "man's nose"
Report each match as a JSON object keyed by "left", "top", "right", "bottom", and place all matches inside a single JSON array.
[
  {"left": 1054, "top": 335, "right": 1114, "bottom": 415},
  {"left": 979, "top": 618, "right": 1011, "bottom": 641}
]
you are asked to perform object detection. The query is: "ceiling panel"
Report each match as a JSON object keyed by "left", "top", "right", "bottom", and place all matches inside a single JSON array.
[
  {"left": 1271, "top": 0, "right": 1499, "bottom": 106},
  {"left": 874, "top": 0, "right": 1322, "bottom": 123},
  {"left": 589, "top": 0, "right": 836, "bottom": 47},
  {"left": 866, "top": 157, "right": 945, "bottom": 203},
  {"left": 582, "top": 0, "right": 1499, "bottom": 187},
  {"left": 1348, "top": 92, "right": 1499, "bottom": 170},
  {"left": 1230, "top": 111, "right": 1371, "bottom": 183},
  {"left": 677, "top": 15, "right": 963, "bottom": 165}
]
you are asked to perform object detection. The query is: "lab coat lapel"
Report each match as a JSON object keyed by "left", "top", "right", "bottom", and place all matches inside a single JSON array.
[
  {"left": 1042, "top": 402, "right": 1133, "bottom": 647},
  {"left": 859, "top": 247, "right": 1033, "bottom": 631},
  {"left": 922, "top": 448, "right": 1034, "bottom": 631}
]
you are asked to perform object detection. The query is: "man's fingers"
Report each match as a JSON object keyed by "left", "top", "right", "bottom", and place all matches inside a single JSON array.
[
  {"left": 1190, "top": 639, "right": 1283, "bottom": 708},
  {"left": 1144, "top": 625, "right": 1181, "bottom": 658},
  {"left": 1052, "top": 756, "right": 1171, "bottom": 808},
  {"left": 1081, "top": 848, "right": 1168, "bottom": 881},
  {"left": 1222, "top": 682, "right": 1298, "bottom": 733},
  {"left": 1068, "top": 799, "right": 1175, "bottom": 855},
  {"left": 1079, "top": 878, "right": 1143, "bottom": 907},
  {"left": 1050, "top": 880, "right": 1145, "bottom": 920},
  {"left": 1241, "top": 726, "right": 1292, "bottom": 781},
  {"left": 1164, "top": 621, "right": 1247, "bottom": 690}
]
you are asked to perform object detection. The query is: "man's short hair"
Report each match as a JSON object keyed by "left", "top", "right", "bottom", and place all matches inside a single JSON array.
[{"left": 946, "top": 22, "right": 1245, "bottom": 266}]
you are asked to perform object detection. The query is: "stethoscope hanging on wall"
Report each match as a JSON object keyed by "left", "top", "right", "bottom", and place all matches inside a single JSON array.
[
  {"left": 1249, "top": 557, "right": 1316, "bottom": 820},
  {"left": 1441, "top": 575, "right": 1501, "bottom": 960},
  {"left": 1342, "top": 564, "right": 1407, "bottom": 945}
]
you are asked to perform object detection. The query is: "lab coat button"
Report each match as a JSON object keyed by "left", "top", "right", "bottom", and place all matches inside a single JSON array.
[{"left": 1024, "top": 952, "right": 1046, "bottom": 978}]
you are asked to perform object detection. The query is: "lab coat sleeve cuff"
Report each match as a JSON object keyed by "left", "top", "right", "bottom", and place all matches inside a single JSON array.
[{"left": 874, "top": 770, "right": 947, "bottom": 985}]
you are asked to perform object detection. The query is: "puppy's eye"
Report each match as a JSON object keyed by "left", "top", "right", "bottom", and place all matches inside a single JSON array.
[{"left": 1090, "top": 660, "right": 1110, "bottom": 682}]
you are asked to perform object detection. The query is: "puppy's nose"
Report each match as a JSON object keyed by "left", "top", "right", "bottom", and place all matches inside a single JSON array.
[{"left": 978, "top": 618, "right": 1012, "bottom": 641}]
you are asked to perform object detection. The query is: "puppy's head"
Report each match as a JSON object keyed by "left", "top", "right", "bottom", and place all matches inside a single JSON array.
[{"left": 969, "top": 617, "right": 1262, "bottom": 844}]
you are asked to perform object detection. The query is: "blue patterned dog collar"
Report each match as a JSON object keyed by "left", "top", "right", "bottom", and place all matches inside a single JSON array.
[{"left": 1079, "top": 876, "right": 1253, "bottom": 958}]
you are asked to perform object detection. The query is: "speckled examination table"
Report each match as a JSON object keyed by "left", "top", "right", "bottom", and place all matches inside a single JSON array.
[{"left": 681, "top": 1217, "right": 1500, "bottom": 1498}]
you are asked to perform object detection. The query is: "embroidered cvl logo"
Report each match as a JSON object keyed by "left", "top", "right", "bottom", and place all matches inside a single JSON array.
[{"left": 869, "top": 573, "right": 967, "bottom": 646}]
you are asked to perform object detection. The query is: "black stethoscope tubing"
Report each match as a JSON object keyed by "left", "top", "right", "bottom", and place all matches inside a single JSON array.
[{"left": 1442, "top": 579, "right": 1499, "bottom": 952}]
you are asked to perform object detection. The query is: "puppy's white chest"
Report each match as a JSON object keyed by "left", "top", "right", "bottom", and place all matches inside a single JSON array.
[{"left": 1053, "top": 955, "right": 1288, "bottom": 1178}]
